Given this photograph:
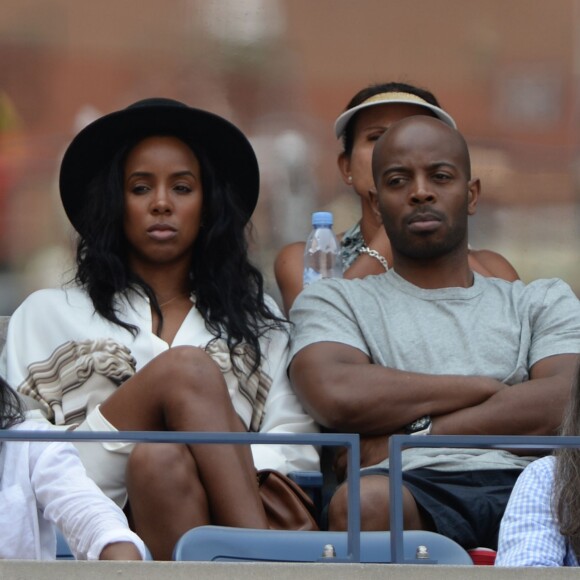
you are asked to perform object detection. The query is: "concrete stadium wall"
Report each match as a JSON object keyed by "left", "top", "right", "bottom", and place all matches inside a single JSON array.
[{"left": 1, "top": 561, "right": 580, "bottom": 579}]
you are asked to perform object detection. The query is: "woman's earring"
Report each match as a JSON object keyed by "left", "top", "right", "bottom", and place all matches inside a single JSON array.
[{"left": 348, "top": 175, "right": 353, "bottom": 183}]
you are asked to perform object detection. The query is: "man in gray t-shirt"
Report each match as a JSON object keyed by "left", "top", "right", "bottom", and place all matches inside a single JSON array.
[{"left": 288, "top": 116, "right": 580, "bottom": 550}]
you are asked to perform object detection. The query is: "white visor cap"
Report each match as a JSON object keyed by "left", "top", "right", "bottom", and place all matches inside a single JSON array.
[{"left": 334, "top": 91, "right": 457, "bottom": 139}]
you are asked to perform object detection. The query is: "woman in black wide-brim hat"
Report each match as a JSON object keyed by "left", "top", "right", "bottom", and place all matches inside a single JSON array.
[{"left": 1, "top": 98, "right": 319, "bottom": 559}]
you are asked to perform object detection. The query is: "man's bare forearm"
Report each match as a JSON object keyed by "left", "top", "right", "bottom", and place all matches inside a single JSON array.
[
  {"left": 290, "top": 342, "right": 503, "bottom": 434},
  {"left": 431, "top": 354, "right": 577, "bottom": 437}
]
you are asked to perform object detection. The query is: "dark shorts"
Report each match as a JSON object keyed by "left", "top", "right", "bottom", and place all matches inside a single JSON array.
[{"left": 362, "top": 467, "right": 522, "bottom": 550}]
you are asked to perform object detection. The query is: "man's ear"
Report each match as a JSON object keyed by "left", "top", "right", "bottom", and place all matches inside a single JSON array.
[
  {"left": 369, "top": 187, "right": 383, "bottom": 222},
  {"left": 337, "top": 152, "right": 352, "bottom": 186},
  {"left": 467, "top": 178, "right": 481, "bottom": 216}
]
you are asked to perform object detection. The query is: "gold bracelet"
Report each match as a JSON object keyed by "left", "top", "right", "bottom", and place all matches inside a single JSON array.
[{"left": 359, "top": 245, "right": 389, "bottom": 271}]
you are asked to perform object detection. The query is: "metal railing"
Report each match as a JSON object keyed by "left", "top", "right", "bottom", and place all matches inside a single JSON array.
[
  {"left": 0, "top": 429, "right": 361, "bottom": 562},
  {"left": 389, "top": 434, "right": 580, "bottom": 564},
  {"left": 13, "top": 428, "right": 569, "bottom": 564}
]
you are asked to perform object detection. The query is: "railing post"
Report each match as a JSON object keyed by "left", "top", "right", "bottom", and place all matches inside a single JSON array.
[
  {"left": 345, "top": 433, "right": 361, "bottom": 562},
  {"left": 389, "top": 435, "right": 405, "bottom": 563}
]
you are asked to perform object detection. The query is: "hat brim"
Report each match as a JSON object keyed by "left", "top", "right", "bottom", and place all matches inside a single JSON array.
[
  {"left": 59, "top": 100, "right": 259, "bottom": 234},
  {"left": 334, "top": 98, "right": 457, "bottom": 139}
]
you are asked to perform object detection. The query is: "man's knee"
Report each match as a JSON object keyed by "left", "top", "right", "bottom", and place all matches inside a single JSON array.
[
  {"left": 359, "top": 476, "right": 391, "bottom": 530},
  {"left": 328, "top": 476, "right": 390, "bottom": 531},
  {"left": 327, "top": 482, "right": 349, "bottom": 530},
  {"left": 328, "top": 475, "right": 429, "bottom": 532}
]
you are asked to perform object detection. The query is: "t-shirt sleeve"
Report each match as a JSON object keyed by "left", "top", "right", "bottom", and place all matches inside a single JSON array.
[
  {"left": 527, "top": 280, "right": 580, "bottom": 367},
  {"left": 289, "top": 279, "right": 370, "bottom": 360}
]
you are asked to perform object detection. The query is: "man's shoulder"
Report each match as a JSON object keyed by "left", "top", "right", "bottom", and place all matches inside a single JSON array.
[
  {"left": 479, "top": 275, "right": 576, "bottom": 303},
  {"left": 516, "top": 276, "right": 574, "bottom": 292},
  {"left": 514, "top": 277, "right": 579, "bottom": 313}
]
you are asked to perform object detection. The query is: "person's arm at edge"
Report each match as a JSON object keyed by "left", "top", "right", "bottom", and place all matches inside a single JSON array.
[
  {"left": 274, "top": 242, "right": 306, "bottom": 316},
  {"left": 32, "top": 437, "right": 146, "bottom": 560},
  {"left": 469, "top": 249, "right": 520, "bottom": 282},
  {"left": 431, "top": 353, "right": 577, "bottom": 436},
  {"left": 289, "top": 341, "right": 503, "bottom": 435},
  {"left": 496, "top": 458, "right": 566, "bottom": 567}
]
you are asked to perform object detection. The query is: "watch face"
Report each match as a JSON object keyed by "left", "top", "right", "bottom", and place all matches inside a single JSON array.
[{"left": 405, "top": 415, "right": 431, "bottom": 434}]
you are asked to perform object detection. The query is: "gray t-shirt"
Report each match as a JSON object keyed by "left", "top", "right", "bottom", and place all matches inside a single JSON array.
[{"left": 289, "top": 270, "right": 580, "bottom": 471}]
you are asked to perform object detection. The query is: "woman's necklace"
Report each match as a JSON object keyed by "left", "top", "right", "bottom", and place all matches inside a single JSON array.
[{"left": 158, "top": 292, "right": 189, "bottom": 308}]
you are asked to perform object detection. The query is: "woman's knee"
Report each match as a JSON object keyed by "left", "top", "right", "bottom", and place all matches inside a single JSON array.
[
  {"left": 149, "top": 346, "right": 228, "bottom": 398},
  {"left": 127, "top": 443, "right": 196, "bottom": 494},
  {"left": 125, "top": 347, "right": 232, "bottom": 417}
]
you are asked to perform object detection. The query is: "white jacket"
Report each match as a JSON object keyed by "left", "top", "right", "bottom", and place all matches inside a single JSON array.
[
  {"left": 0, "top": 421, "right": 146, "bottom": 560},
  {"left": 1, "top": 287, "right": 319, "bottom": 475}
]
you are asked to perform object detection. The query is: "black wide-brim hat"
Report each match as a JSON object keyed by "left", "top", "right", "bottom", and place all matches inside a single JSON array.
[{"left": 59, "top": 98, "right": 260, "bottom": 234}]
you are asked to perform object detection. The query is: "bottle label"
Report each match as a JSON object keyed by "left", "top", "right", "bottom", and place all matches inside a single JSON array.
[{"left": 303, "top": 267, "right": 322, "bottom": 287}]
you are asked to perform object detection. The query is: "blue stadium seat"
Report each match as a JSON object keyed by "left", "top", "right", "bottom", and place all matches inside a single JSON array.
[
  {"left": 55, "top": 528, "right": 74, "bottom": 560},
  {"left": 172, "top": 525, "right": 473, "bottom": 565}
]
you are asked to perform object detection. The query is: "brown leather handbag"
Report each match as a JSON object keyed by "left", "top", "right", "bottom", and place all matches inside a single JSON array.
[{"left": 257, "top": 469, "right": 319, "bottom": 531}]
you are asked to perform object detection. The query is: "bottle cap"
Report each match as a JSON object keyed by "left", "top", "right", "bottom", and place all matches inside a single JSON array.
[{"left": 312, "top": 211, "right": 333, "bottom": 226}]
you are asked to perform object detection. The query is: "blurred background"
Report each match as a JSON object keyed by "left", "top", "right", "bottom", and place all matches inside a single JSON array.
[{"left": 0, "top": 0, "right": 579, "bottom": 313}]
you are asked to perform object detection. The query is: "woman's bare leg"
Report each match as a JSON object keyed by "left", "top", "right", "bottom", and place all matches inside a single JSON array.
[
  {"left": 126, "top": 443, "right": 210, "bottom": 560},
  {"left": 100, "top": 346, "right": 267, "bottom": 544}
]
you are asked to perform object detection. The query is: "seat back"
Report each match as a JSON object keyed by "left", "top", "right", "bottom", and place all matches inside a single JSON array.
[
  {"left": 55, "top": 528, "right": 74, "bottom": 560},
  {"left": 0, "top": 315, "right": 9, "bottom": 352},
  {"left": 173, "top": 525, "right": 473, "bottom": 565}
]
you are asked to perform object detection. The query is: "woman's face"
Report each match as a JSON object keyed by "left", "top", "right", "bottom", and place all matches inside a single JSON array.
[
  {"left": 123, "top": 135, "right": 204, "bottom": 273},
  {"left": 339, "top": 103, "right": 436, "bottom": 201}
]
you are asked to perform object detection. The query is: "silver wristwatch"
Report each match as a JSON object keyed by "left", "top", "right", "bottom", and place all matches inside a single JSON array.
[{"left": 404, "top": 415, "right": 432, "bottom": 436}]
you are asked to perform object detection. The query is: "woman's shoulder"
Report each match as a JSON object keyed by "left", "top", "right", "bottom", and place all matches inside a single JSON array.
[
  {"left": 274, "top": 241, "right": 305, "bottom": 271},
  {"left": 17, "top": 286, "right": 88, "bottom": 310},
  {"left": 10, "top": 287, "right": 95, "bottom": 331},
  {"left": 274, "top": 242, "right": 307, "bottom": 315},
  {"left": 468, "top": 248, "right": 519, "bottom": 282}
]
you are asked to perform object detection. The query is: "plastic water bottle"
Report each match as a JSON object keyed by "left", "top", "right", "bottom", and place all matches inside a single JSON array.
[{"left": 303, "top": 211, "right": 343, "bottom": 287}]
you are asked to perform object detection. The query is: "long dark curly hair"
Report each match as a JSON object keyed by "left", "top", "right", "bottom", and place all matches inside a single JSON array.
[
  {"left": 0, "top": 376, "right": 24, "bottom": 431},
  {"left": 74, "top": 131, "right": 285, "bottom": 375},
  {"left": 553, "top": 359, "right": 580, "bottom": 557}
]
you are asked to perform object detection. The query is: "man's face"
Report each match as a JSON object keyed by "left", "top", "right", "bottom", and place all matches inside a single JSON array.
[{"left": 371, "top": 116, "right": 479, "bottom": 261}]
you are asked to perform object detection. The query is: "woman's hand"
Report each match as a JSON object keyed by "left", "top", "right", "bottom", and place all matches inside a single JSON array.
[{"left": 99, "top": 541, "right": 143, "bottom": 560}]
